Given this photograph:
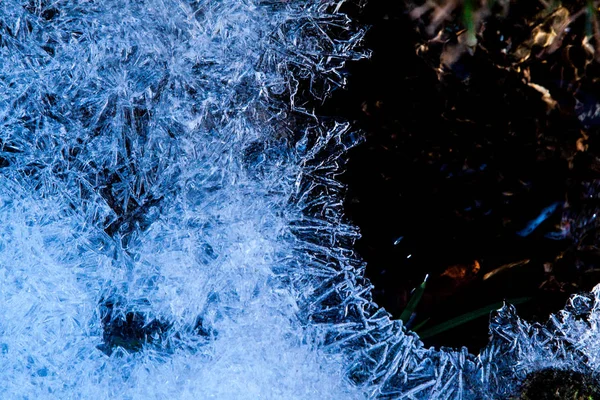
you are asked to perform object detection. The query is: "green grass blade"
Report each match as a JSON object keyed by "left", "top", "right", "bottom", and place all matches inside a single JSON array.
[
  {"left": 586, "top": 0, "right": 596, "bottom": 38},
  {"left": 411, "top": 317, "right": 431, "bottom": 333},
  {"left": 399, "top": 274, "right": 428, "bottom": 324},
  {"left": 417, "top": 297, "right": 532, "bottom": 340},
  {"left": 462, "top": 0, "right": 477, "bottom": 47}
]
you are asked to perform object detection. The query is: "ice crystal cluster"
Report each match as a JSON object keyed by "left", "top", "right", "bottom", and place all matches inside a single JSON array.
[{"left": 1, "top": 1, "right": 600, "bottom": 399}]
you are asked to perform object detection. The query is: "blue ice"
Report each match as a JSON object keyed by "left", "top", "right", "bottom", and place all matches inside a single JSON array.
[
  {"left": 516, "top": 201, "right": 562, "bottom": 237},
  {"left": 1, "top": 1, "right": 600, "bottom": 399}
]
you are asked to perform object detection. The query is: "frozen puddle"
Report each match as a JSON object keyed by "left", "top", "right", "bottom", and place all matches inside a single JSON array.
[{"left": 1, "top": 1, "right": 599, "bottom": 398}]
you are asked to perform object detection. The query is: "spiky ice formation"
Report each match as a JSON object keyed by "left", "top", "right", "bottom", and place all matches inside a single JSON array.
[{"left": 0, "top": 1, "right": 366, "bottom": 398}]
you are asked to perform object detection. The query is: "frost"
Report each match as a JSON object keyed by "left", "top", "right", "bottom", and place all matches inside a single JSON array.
[{"left": 1, "top": 0, "right": 600, "bottom": 399}]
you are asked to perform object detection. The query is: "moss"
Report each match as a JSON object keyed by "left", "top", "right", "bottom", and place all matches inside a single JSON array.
[{"left": 518, "top": 368, "right": 600, "bottom": 399}]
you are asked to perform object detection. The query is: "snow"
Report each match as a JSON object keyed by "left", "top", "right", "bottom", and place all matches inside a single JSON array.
[{"left": 1, "top": 1, "right": 599, "bottom": 399}]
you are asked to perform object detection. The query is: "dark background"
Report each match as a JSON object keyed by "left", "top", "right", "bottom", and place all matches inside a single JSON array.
[{"left": 319, "top": 0, "right": 600, "bottom": 352}]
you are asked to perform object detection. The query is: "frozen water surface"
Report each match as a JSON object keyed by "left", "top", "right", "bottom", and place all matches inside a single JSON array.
[{"left": 1, "top": 1, "right": 600, "bottom": 399}]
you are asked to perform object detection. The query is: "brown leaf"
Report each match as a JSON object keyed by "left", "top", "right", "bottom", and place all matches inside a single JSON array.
[{"left": 440, "top": 260, "right": 480, "bottom": 282}]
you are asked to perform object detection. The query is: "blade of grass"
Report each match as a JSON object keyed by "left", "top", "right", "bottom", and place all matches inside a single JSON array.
[
  {"left": 411, "top": 317, "right": 431, "bottom": 332},
  {"left": 482, "top": 258, "right": 530, "bottom": 281},
  {"left": 417, "top": 297, "right": 532, "bottom": 339},
  {"left": 462, "top": 0, "right": 477, "bottom": 47},
  {"left": 586, "top": 0, "right": 596, "bottom": 38},
  {"left": 399, "top": 274, "right": 428, "bottom": 325}
]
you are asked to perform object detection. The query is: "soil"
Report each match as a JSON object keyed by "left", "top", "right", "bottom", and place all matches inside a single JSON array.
[
  {"left": 320, "top": 0, "right": 600, "bottom": 353},
  {"left": 518, "top": 368, "right": 600, "bottom": 399}
]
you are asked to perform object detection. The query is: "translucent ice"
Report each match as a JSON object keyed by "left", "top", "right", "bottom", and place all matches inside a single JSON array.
[{"left": 1, "top": 1, "right": 600, "bottom": 399}]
